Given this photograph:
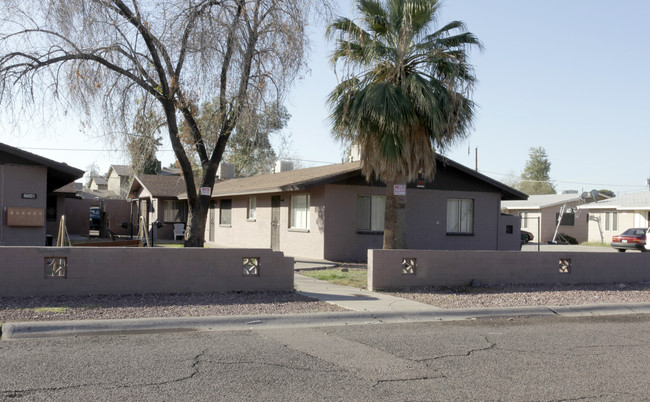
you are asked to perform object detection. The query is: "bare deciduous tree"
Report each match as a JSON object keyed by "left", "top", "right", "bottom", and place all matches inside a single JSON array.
[{"left": 0, "top": 0, "right": 329, "bottom": 246}]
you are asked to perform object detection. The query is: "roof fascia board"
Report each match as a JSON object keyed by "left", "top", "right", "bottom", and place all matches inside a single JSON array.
[
  {"left": 501, "top": 206, "right": 541, "bottom": 211},
  {"left": 0, "top": 143, "right": 84, "bottom": 179},
  {"left": 438, "top": 155, "right": 527, "bottom": 200}
]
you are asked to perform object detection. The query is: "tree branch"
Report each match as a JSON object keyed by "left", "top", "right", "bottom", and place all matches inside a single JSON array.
[
  {"left": 175, "top": 0, "right": 222, "bottom": 78},
  {"left": 111, "top": 0, "right": 171, "bottom": 99},
  {"left": 0, "top": 50, "right": 159, "bottom": 99}
]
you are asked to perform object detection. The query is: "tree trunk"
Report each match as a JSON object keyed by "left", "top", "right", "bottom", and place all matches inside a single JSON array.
[
  {"left": 383, "top": 175, "right": 407, "bottom": 249},
  {"left": 184, "top": 194, "right": 211, "bottom": 247}
]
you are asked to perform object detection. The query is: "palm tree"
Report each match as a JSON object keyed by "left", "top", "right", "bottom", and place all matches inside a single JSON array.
[{"left": 327, "top": 0, "right": 482, "bottom": 249}]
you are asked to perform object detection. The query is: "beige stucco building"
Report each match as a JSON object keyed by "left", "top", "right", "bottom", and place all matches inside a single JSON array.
[
  {"left": 203, "top": 158, "right": 526, "bottom": 261},
  {"left": 580, "top": 191, "right": 650, "bottom": 244},
  {"left": 127, "top": 174, "right": 188, "bottom": 240},
  {"left": 501, "top": 193, "right": 607, "bottom": 244}
]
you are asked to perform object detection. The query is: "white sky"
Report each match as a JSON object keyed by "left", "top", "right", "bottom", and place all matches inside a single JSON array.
[{"left": 2, "top": 0, "right": 649, "bottom": 196}]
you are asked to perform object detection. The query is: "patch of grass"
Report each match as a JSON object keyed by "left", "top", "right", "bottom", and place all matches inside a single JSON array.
[
  {"left": 156, "top": 243, "right": 184, "bottom": 248},
  {"left": 580, "top": 242, "right": 611, "bottom": 248},
  {"left": 32, "top": 307, "right": 69, "bottom": 314},
  {"left": 300, "top": 268, "right": 367, "bottom": 289}
]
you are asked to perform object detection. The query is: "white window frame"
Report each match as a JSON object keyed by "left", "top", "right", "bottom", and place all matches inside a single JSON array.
[
  {"left": 290, "top": 194, "right": 309, "bottom": 230},
  {"left": 447, "top": 198, "right": 474, "bottom": 234},
  {"left": 247, "top": 197, "right": 256, "bottom": 220},
  {"left": 219, "top": 199, "right": 232, "bottom": 226},
  {"left": 356, "top": 195, "right": 385, "bottom": 232}
]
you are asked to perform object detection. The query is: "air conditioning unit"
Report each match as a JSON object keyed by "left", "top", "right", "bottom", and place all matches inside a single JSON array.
[
  {"left": 217, "top": 162, "right": 235, "bottom": 179},
  {"left": 274, "top": 160, "right": 293, "bottom": 173}
]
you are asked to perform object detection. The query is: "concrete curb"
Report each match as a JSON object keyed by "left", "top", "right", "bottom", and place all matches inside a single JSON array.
[{"left": 3, "top": 303, "right": 649, "bottom": 340}]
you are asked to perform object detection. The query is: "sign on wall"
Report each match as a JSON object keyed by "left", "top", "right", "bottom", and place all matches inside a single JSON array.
[{"left": 7, "top": 207, "right": 45, "bottom": 227}]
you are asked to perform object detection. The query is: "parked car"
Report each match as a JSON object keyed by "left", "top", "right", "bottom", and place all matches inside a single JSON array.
[
  {"left": 611, "top": 228, "right": 649, "bottom": 252},
  {"left": 521, "top": 230, "right": 534, "bottom": 244},
  {"left": 89, "top": 207, "right": 100, "bottom": 230}
]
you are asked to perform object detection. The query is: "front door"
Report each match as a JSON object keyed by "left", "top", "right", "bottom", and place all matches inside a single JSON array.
[
  {"left": 209, "top": 201, "right": 216, "bottom": 243},
  {"left": 271, "top": 196, "right": 281, "bottom": 251}
]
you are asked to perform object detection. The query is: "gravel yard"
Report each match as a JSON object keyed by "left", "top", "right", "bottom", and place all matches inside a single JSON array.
[
  {"left": 385, "top": 282, "right": 650, "bottom": 309},
  {"left": 0, "top": 291, "right": 346, "bottom": 323},
  {"left": 1, "top": 277, "right": 649, "bottom": 324}
]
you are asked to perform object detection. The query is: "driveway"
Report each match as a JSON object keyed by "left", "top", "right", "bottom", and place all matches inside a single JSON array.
[{"left": 521, "top": 243, "right": 619, "bottom": 253}]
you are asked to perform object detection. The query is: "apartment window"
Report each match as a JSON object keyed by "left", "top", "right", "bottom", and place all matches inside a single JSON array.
[
  {"left": 521, "top": 212, "right": 528, "bottom": 228},
  {"left": 164, "top": 200, "right": 187, "bottom": 223},
  {"left": 220, "top": 199, "right": 232, "bottom": 226},
  {"left": 357, "top": 195, "right": 385, "bottom": 232},
  {"left": 556, "top": 212, "right": 575, "bottom": 226},
  {"left": 290, "top": 194, "right": 309, "bottom": 230},
  {"left": 613, "top": 211, "right": 618, "bottom": 231},
  {"left": 605, "top": 211, "right": 610, "bottom": 231},
  {"left": 447, "top": 198, "right": 474, "bottom": 234},
  {"left": 247, "top": 197, "right": 256, "bottom": 220}
]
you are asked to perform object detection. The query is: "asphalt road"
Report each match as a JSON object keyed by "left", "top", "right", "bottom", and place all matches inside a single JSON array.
[{"left": 1, "top": 314, "right": 648, "bottom": 400}]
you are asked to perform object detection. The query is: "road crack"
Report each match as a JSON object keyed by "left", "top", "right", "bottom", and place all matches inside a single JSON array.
[
  {"left": 211, "top": 359, "right": 341, "bottom": 374},
  {"left": 2, "top": 382, "right": 105, "bottom": 398},
  {"left": 415, "top": 336, "right": 497, "bottom": 362},
  {"left": 372, "top": 373, "right": 446, "bottom": 388},
  {"left": 115, "top": 349, "right": 208, "bottom": 389}
]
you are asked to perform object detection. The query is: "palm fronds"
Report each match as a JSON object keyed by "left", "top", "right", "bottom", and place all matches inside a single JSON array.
[{"left": 327, "top": 0, "right": 480, "bottom": 182}]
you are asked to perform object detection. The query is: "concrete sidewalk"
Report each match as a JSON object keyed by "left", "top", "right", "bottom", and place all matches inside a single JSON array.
[
  {"left": 294, "top": 274, "right": 441, "bottom": 313},
  {"left": 293, "top": 257, "right": 338, "bottom": 270}
]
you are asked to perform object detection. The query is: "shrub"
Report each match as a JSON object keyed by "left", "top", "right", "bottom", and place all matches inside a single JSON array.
[{"left": 559, "top": 233, "right": 578, "bottom": 245}]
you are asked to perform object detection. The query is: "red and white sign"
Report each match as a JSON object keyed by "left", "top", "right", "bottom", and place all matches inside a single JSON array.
[
  {"left": 200, "top": 187, "right": 212, "bottom": 196},
  {"left": 393, "top": 184, "right": 406, "bottom": 196}
]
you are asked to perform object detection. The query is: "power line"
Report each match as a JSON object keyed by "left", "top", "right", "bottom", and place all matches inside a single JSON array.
[
  {"left": 480, "top": 170, "right": 646, "bottom": 189},
  {"left": 18, "top": 147, "right": 176, "bottom": 152},
  {"left": 19, "top": 146, "right": 336, "bottom": 164},
  {"left": 16, "top": 146, "right": 648, "bottom": 190}
]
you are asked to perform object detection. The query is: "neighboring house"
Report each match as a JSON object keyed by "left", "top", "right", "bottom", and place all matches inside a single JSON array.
[
  {"left": 74, "top": 167, "right": 132, "bottom": 237},
  {"left": 199, "top": 158, "right": 526, "bottom": 262},
  {"left": 0, "top": 142, "right": 84, "bottom": 246},
  {"left": 579, "top": 191, "right": 650, "bottom": 243},
  {"left": 127, "top": 174, "right": 189, "bottom": 240},
  {"left": 501, "top": 193, "right": 606, "bottom": 244},
  {"left": 158, "top": 166, "right": 181, "bottom": 176},
  {"left": 106, "top": 164, "right": 133, "bottom": 198},
  {"left": 88, "top": 175, "right": 108, "bottom": 191}
]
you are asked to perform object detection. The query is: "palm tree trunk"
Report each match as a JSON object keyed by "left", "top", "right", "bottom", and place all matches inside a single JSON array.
[{"left": 383, "top": 175, "right": 407, "bottom": 249}]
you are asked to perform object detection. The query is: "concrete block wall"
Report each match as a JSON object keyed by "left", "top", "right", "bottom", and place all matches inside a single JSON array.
[
  {"left": 0, "top": 165, "right": 47, "bottom": 246},
  {"left": 0, "top": 247, "right": 294, "bottom": 296},
  {"left": 368, "top": 249, "right": 650, "bottom": 290}
]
